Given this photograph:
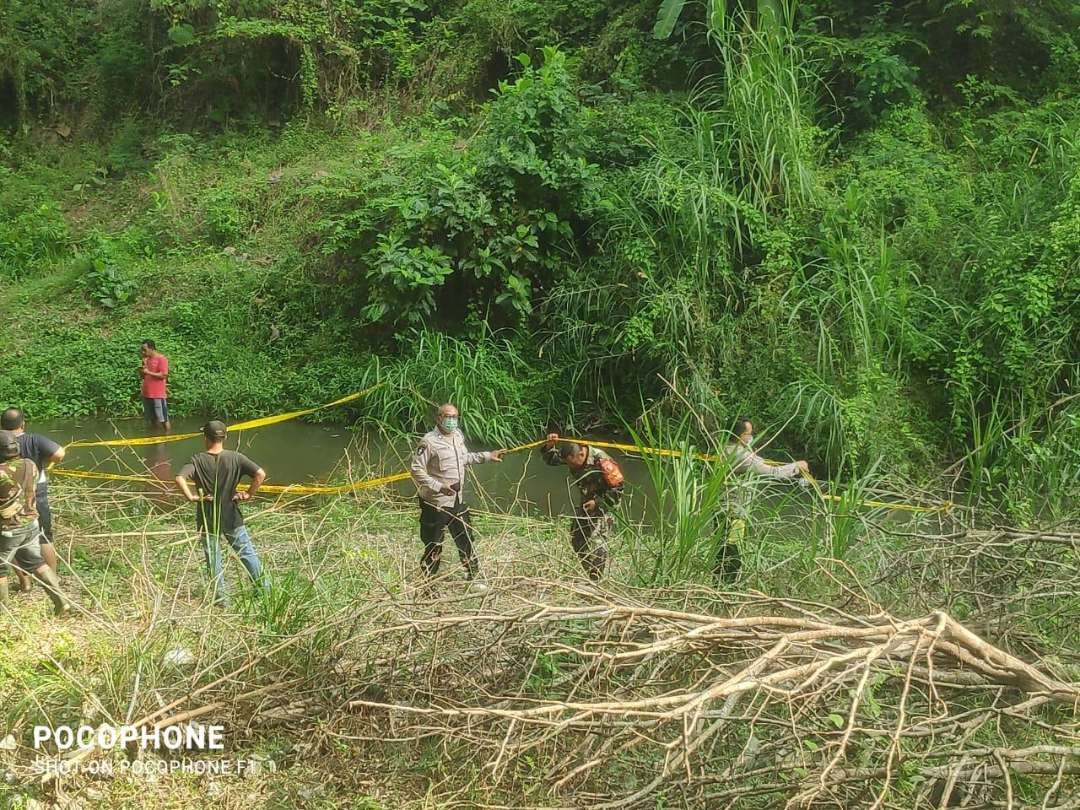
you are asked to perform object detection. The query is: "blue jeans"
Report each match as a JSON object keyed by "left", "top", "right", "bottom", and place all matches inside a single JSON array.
[
  {"left": 200, "top": 524, "right": 266, "bottom": 605},
  {"left": 142, "top": 397, "right": 170, "bottom": 424}
]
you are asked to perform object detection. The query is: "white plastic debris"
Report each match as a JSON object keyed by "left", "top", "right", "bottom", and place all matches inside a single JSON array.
[{"left": 162, "top": 648, "right": 195, "bottom": 668}]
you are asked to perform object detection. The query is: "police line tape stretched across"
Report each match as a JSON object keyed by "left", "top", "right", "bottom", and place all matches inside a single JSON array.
[
  {"left": 55, "top": 393, "right": 952, "bottom": 515},
  {"left": 64, "top": 384, "right": 384, "bottom": 449}
]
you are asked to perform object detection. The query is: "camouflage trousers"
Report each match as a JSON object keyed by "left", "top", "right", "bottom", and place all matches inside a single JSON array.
[{"left": 570, "top": 506, "right": 613, "bottom": 582}]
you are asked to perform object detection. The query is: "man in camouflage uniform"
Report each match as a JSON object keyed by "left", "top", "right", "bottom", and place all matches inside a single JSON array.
[
  {"left": 0, "top": 430, "right": 71, "bottom": 614},
  {"left": 410, "top": 403, "right": 504, "bottom": 584},
  {"left": 540, "top": 433, "right": 625, "bottom": 581},
  {"left": 2, "top": 407, "right": 66, "bottom": 591}
]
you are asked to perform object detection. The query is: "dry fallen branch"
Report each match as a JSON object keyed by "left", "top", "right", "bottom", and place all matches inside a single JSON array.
[
  {"left": 13, "top": 488, "right": 1079, "bottom": 809},
  {"left": 292, "top": 579, "right": 1080, "bottom": 808}
]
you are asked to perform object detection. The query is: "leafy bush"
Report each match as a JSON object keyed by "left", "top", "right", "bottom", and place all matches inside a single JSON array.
[
  {"left": 81, "top": 256, "right": 138, "bottom": 310},
  {"left": 106, "top": 117, "right": 151, "bottom": 174},
  {"left": 312, "top": 47, "right": 594, "bottom": 332},
  {"left": 0, "top": 202, "right": 71, "bottom": 280},
  {"left": 201, "top": 184, "right": 254, "bottom": 245}
]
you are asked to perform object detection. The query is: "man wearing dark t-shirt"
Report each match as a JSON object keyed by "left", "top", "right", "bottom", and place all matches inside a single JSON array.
[
  {"left": 175, "top": 421, "right": 267, "bottom": 605},
  {"left": 2, "top": 408, "right": 65, "bottom": 591}
]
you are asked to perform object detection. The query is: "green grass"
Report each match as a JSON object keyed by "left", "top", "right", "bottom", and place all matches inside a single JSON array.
[{"left": 626, "top": 415, "right": 734, "bottom": 584}]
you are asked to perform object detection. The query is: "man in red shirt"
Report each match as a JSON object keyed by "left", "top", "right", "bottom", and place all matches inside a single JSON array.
[{"left": 139, "top": 340, "right": 171, "bottom": 432}]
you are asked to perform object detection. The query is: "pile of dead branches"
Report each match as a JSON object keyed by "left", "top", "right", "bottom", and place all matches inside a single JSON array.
[
  {"left": 875, "top": 525, "right": 1080, "bottom": 663},
  {"left": 27, "top": 573, "right": 1080, "bottom": 808},
  {"left": 317, "top": 581, "right": 1080, "bottom": 808}
]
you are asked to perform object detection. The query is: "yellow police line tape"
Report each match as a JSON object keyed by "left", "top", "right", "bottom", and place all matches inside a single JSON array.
[
  {"left": 51, "top": 466, "right": 413, "bottom": 495},
  {"left": 53, "top": 435, "right": 952, "bottom": 513},
  {"left": 64, "top": 385, "right": 383, "bottom": 449},
  {"left": 562, "top": 438, "right": 952, "bottom": 514}
]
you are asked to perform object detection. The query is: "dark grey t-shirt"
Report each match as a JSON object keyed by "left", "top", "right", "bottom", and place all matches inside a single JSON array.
[
  {"left": 18, "top": 432, "right": 61, "bottom": 487},
  {"left": 179, "top": 450, "right": 260, "bottom": 534}
]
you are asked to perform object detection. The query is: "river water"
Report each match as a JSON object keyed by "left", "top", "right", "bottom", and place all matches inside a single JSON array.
[
  {"left": 35, "top": 417, "right": 657, "bottom": 518},
  {"left": 33, "top": 416, "right": 927, "bottom": 537}
]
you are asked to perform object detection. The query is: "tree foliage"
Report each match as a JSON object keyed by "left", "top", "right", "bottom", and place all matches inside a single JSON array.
[{"left": 0, "top": 0, "right": 1078, "bottom": 514}]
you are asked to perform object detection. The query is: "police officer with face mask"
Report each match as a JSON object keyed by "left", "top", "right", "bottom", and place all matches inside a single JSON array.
[
  {"left": 716, "top": 416, "right": 810, "bottom": 581},
  {"left": 409, "top": 403, "right": 504, "bottom": 586}
]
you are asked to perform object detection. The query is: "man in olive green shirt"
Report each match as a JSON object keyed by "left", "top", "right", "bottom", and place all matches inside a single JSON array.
[{"left": 0, "top": 430, "right": 71, "bottom": 615}]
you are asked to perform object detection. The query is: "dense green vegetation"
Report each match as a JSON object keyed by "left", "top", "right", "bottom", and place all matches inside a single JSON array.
[
  {"left": 2, "top": 6, "right": 1079, "bottom": 807},
  {"left": 2, "top": 0, "right": 1079, "bottom": 517}
]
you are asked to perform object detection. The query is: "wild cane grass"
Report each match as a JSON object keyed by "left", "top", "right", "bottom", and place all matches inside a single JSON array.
[
  {"left": 356, "top": 328, "right": 559, "bottom": 446},
  {"left": 710, "top": 0, "right": 821, "bottom": 212},
  {"left": 626, "top": 414, "right": 732, "bottom": 584},
  {"left": 535, "top": 0, "right": 827, "bottom": 434}
]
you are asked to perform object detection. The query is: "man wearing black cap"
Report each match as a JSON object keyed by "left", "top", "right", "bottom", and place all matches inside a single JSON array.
[
  {"left": 175, "top": 421, "right": 267, "bottom": 605},
  {"left": 0, "top": 429, "right": 71, "bottom": 614}
]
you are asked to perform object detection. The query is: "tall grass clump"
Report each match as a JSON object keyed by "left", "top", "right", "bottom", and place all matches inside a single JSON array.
[
  {"left": 541, "top": 0, "right": 830, "bottom": 438},
  {"left": 712, "top": 0, "right": 822, "bottom": 212},
  {"left": 805, "top": 463, "right": 878, "bottom": 570},
  {"left": 356, "top": 328, "right": 568, "bottom": 447},
  {"left": 627, "top": 415, "right": 734, "bottom": 585},
  {"left": 541, "top": 100, "right": 748, "bottom": 426}
]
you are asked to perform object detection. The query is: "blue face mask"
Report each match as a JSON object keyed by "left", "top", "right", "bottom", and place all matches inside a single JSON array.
[
  {"left": 440, "top": 417, "right": 459, "bottom": 432},
  {"left": 745, "top": 434, "right": 755, "bottom": 448}
]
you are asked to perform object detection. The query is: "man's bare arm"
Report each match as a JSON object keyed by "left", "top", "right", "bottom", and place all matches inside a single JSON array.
[
  {"left": 175, "top": 475, "right": 200, "bottom": 502},
  {"left": 236, "top": 468, "right": 267, "bottom": 501}
]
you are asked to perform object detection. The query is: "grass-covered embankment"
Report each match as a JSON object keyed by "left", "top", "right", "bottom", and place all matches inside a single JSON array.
[{"left": 0, "top": 123, "right": 571, "bottom": 446}]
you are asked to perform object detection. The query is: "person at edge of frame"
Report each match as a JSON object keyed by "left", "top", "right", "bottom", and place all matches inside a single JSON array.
[
  {"left": 1, "top": 407, "right": 64, "bottom": 592},
  {"left": 0, "top": 429, "right": 71, "bottom": 615}
]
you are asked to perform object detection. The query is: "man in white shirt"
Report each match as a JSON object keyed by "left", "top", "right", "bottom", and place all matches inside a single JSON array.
[
  {"left": 716, "top": 416, "right": 809, "bottom": 581},
  {"left": 410, "top": 403, "right": 504, "bottom": 583}
]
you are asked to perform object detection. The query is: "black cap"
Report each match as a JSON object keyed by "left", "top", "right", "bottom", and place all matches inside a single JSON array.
[{"left": 203, "top": 420, "right": 227, "bottom": 440}]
